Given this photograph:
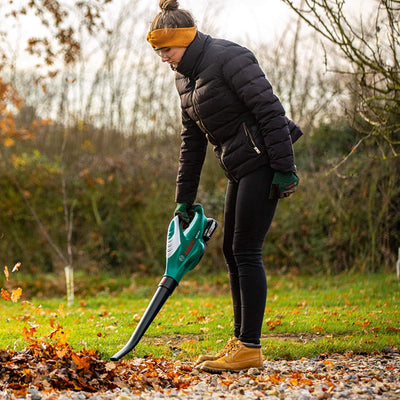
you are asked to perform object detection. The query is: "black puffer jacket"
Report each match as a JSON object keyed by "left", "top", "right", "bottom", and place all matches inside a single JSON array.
[{"left": 174, "top": 32, "right": 302, "bottom": 204}]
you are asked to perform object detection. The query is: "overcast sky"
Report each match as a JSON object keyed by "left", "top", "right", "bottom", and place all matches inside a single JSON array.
[
  {"left": 167, "top": 0, "right": 292, "bottom": 42},
  {"left": 3, "top": 0, "right": 372, "bottom": 71},
  {"left": 143, "top": 0, "right": 370, "bottom": 42}
]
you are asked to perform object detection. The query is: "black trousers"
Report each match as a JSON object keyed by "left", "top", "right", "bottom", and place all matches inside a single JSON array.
[{"left": 223, "top": 166, "right": 278, "bottom": 344}]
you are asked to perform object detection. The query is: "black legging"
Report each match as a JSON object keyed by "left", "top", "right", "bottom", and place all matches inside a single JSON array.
[{"left": 223, "top": 166, "right": 278, "bottom": 344}]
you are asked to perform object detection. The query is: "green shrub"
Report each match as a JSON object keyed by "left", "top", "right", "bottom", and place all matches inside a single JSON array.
[{"left": 1, "top": 121, "right": 398, "bottom": 277}]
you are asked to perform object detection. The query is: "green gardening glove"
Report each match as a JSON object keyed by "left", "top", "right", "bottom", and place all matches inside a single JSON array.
[
  {"left": 174, "top": 202, "right": 191, "bottom": 224},
  {"left": 269, "top": 171, "right": 299, "bottom": 199}
]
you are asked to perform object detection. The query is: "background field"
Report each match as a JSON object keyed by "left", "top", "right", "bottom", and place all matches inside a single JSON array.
[{"left": 1, "top": 272, "right": 399, "bottom": 361}]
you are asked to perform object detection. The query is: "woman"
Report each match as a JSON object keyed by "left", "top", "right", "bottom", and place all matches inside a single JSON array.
[{"left": 147, "top": 0, "right": 302, "bottom": 373}]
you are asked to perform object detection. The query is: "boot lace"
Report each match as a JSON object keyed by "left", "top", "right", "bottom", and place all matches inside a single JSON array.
[{"left": 215, "top": 337, "right": 240, "bottom": 358}]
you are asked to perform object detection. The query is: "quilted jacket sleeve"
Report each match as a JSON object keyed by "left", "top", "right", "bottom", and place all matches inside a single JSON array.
[
  {"left": 175, "top": 109, "right": 208, "bottom": 204},
  {"left": 286, "top": 117, "right": 304, "bottom": 143},
  {"left": 222, "top": 46, "right": 296, "bottom": 172}
]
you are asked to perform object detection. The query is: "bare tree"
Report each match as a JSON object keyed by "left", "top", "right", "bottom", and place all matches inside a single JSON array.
[
  {"left": 1, "top": 0, "right": 115, "bottom": 305},
  {"left": 281, "top": 0, "right": 400, "bottom": 158}
]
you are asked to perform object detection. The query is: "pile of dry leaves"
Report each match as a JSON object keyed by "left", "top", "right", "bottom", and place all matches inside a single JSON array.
[
  {"left": 1, "top": 324, "right": 399, "bottom": 399},
  {"left": 0, "top": 326, "right": 196, "bottom": 398}
]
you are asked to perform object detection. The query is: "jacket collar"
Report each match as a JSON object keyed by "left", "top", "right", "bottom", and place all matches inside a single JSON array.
[{"left": 176, "top": 31, "right": 209, "bottom": 78}]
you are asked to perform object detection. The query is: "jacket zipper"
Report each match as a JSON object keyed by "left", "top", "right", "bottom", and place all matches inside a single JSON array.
[
  {"left": 243, "top": 123, "right": 261, "bottom": 154},
  {"left": 192, "top": 91, "right": 213, "bottom": 138},
  {"left": 191, "top": 91, "right": 238, "bottom": 182}
]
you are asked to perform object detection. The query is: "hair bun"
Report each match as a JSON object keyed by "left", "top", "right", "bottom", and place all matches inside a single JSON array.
[{"left": 159, "top": 0, "right": 179, "bottom": 11}]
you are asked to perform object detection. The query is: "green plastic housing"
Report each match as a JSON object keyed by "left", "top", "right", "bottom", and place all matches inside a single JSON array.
[{"left": 165, "top": 204, "right": 213, "bottom": 283}]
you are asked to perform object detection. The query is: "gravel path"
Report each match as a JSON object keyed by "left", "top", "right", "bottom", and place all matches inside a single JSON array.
[{"left": 1, "top": 352, "right": 399, "bottom": 400}]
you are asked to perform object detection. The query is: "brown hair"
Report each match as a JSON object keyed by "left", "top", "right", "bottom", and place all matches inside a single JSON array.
[{"left": 150, "top": 0, "right": 195, "bottom": 31}]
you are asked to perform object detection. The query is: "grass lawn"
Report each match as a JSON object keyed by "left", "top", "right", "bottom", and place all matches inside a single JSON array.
[{"left": 1, "top": 271, "right": 399, "bottom": 361}]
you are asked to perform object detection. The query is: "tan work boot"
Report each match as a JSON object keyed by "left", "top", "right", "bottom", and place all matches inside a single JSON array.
[
  {"left": 199, "top": 340, "right": 263, "bottom": 373},
  {"left": 196, "top": 337, "right": 239, "bottom": 364}
]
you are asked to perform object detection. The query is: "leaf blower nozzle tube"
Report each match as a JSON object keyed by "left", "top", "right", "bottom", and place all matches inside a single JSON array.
[{"left": 110, "top": 276, "right": 178, "bottom": 361}]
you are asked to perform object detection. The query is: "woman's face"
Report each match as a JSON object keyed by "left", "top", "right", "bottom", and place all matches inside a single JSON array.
[{"left": 157, "top": 47, "right": 186, "bottom": 68}]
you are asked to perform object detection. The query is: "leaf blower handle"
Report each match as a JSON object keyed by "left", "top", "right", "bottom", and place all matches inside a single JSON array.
[{"left": 174, "top": 203, "right": 194, "bottom": 228}]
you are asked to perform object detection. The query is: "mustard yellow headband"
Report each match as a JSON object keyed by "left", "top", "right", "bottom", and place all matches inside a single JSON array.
[{"left": 146, "top": 27, "right": 197, "bottom": 50}]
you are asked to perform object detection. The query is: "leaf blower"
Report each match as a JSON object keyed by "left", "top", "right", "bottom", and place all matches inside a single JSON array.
[{"left": 110, "top": 204, "right": 217, "bottom": 361}]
